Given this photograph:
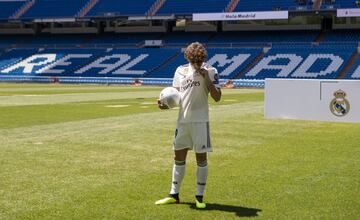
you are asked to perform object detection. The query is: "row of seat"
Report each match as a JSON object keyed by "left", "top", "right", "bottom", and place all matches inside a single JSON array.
[
  {"left": 1, "top": 0, "right": 357, "bottom": 20},
  {"left": 344, "top": 56, "right": 360, "bottom": 79},
  {"left": 0, "top": 45, "right": 359, "bottom": 79},
  {"left": 0, "top": 30, "right": 359, "bottom": 46}
]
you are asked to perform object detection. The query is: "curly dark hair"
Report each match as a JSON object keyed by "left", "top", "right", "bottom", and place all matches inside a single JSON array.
[{"left": 184, "top": 42, "right": 208, "bottom": 64}]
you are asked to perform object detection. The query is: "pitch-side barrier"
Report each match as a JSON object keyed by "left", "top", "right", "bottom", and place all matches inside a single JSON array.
[{"left": 0, "top": 76, "right": 264, "bottom": 88}]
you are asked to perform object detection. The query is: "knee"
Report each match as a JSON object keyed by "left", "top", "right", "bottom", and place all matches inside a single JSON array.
[
  {"left": 174, "top": 149, "right": 188, "bottom": 161},
  {"left": 196, "top": 153, "right": 208, "bottom": 167}
]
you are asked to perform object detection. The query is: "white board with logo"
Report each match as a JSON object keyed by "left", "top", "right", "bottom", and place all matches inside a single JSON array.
[{"left": 265, "top": 79, "right": 360, "bottom": 122}]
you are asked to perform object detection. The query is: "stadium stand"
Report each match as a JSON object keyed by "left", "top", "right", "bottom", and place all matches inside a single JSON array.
[
  {"left": 2, "top": 44, "right": 355, "bottom": 80},
  {"left": 0, "top": 0, "right": 360, "bottom": 83},
  {"left": 73, "top": 48, "right": 179, "bottom": 77},
  {"left": 0, "top": 48, "right": 38, "bottom": 73},
  {"left": 244, "top": 44, "right": 356, "bottom": 79},
  {"left": 344, "top": 56, "right": 360, "bottom": 79},
  {"left": 0, "top": 0, "right": 26, "bottom": 20},
  {"left": 21, "top": 0, "right": 87, "bottom": 19},
  {"left": 26, "top": 34, "right": 92, "bottom": 45},
  {"left": 210, "top": 30, "right": 319, "bottom": 44},
  {"left": 322, "top": 29, "right": 360, "bottom": 43},
  {"left": 1, "top": 0, "right": 360, "bottom": 21},
  {"left": 89, "top": 33, "right": 163, "bottom": 45},
  {"left": 86, "top": 0, "right": 156, "bottom": 17},
  {"left": 322, "top": 0, "right": 358, "bottom": 8},
  {"left": 156, "top": 0, "right": 230, "bottom": 15},
  {"left": 233, "top": 0, "right": 297, "bottom": 12},
  {"left": 1, "top": 26, "right": 360, "bottom": 80},
  {"left": 162, "top": 32, "right": 214, "bottom": 45},
  {"left": 148, "top": 48, "right": 263, "bottom": 78},
  {"left": 0, "top": 35, "right": 29, "bottom": 46},
  {"left": 34, "top": 48, "right": 106, "bottom": 76}
]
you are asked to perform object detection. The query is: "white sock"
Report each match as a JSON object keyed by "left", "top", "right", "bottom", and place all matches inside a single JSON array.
[
  {"left": 169, "top": 161, "right": 186, "bottom": 195},
  {"left": 196, "top": 164, "right": 208, "bottom": 196}
]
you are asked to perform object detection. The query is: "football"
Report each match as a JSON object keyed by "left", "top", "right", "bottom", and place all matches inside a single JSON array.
[{"left": 159, "top": 87, "right": 180, "bottom": 108}]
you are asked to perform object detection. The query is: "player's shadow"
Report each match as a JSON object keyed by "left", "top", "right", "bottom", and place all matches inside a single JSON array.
[{"left": 183, "top": 202, "right": 261, "bottom": 217}]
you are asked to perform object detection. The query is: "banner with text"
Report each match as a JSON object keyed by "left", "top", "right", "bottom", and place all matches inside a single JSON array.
[
  {"left": 193, "top": 11, "right": 288, "bottom": 21},
  {"left": 337, "top": 8, "right": 360, "bottom": 17}
]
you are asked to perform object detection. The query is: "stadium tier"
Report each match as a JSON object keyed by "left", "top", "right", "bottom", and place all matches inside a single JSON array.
[
  {"left": 87, "top": 0, "right": 155, "bottom": 17},
  {"left": 321, "top": 29, "right": 360, "bottom": 43},
  {"left": 244, "top": 45, "right": 356, "bottom": 79},
  {"left": 322, "top": 0, "right": 358, "bottom": 8},
  {"left": 162, "top": 32, "right": 214, "bottom": 44},
  {"left": 0, "top": 43, "right": 359, "bottom": 80},
  {"left": 344, "top": 56, "right": 360, "bottom": 79},
  {"left": 0, "top": 48, "right": 38, "bottom": 71},
  {"left": 211, "top": 31, "right": 319, "bottom": 44},
  {"left": 0, "top": 0, "right": 359, "bottom": 20},
  {"left": 148, "top": 48, "right": 263, "bottom": 78},
  {"left": 90, "top": 33, "right": 163, "bottom": 45},
  {"left": 0, "top": 0, "right": 26, "bottom": 20},
  {"left": 233, "top": 0, "right": 298, "bottom": 12},
  {"left": 21, "top": 0, "right": 87, "bottom": 19},
  {"left": 156, "top": 0, "right": 229, "bottom": 15}
]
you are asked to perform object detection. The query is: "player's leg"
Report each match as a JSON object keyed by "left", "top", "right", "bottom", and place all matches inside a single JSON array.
[
  {"left": 170, "top": 149, "right": 188, "bottom": 197},
  {"left": 195, "top": 152, "right": 208, "bottom": 209},
  {"left": 155, "top": 123, "right": 192, "bottom": 205},
  {"left": 155, "top": 149, "right": 188, "bottom": 205},
  {"left": 192, "top": 122, "right": 212, "bottom": 209}
]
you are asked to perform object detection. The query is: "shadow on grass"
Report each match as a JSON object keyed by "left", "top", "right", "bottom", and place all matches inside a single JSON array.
[{"left": 182, "top": 202, "right": 261, "bottom": 217}]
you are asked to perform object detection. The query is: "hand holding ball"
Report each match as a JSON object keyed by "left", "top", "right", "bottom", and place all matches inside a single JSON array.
[{"left": 159, "top": 87, "right": 180, "bottom": 109}]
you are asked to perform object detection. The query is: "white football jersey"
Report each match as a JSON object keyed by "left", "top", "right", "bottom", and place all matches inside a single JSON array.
[{"left": 172, "top": 63, "right": 220, "bottom": 123}]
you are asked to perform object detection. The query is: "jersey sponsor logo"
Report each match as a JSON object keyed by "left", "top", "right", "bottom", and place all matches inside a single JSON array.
[
  {"left": 330, "top": 89, "right": 350, "bottom": 117},
  {"left": 180, "top": 79, "right": 200, "bottom": 91}
]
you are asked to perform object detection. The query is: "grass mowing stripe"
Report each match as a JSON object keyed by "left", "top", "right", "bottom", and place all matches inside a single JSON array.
[
  {"left": 0, "top": 93, "right": 264, "bottom": 129},
  {"left": 0, "top": 91, "right": 161, "bottom": 106},
  {"left": 0, "top": 87, "right": 162, "bottom": 95}
]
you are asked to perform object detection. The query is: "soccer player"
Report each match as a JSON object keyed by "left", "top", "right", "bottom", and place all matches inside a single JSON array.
[{"left": 155, "top": 42, "right": 221, "bottom": 209}]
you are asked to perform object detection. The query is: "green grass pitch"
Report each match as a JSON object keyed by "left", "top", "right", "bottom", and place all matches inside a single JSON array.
[{"left": 0, "top": 83, "right": 359, "bottom": 219}]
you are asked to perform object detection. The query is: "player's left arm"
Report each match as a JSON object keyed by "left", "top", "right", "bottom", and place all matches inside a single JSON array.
[{"left": 200, "top": 68, "right": 221, "bottom": 102}]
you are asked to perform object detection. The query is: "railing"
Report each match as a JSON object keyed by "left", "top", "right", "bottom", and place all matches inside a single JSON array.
[{"left": 0, "top": 76, "right": 265, "bottom": 88}]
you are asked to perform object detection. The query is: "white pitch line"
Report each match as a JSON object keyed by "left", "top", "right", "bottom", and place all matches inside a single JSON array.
[{"left": 105, "top": 105, "right": 130, "bottom": 108}]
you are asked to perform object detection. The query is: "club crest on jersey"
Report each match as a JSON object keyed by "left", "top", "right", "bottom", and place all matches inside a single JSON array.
[{"left": 329, "top": 89, "right": 350, "bottom": 117}]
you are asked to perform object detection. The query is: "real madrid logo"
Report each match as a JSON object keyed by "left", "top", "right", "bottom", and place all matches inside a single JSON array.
[{"left": 329, "top": 89, "right": 350, "bottom": 117}]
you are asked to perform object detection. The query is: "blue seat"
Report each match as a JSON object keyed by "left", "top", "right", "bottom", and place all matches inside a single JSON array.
[
  {"left": 0, "top": 48, "right": 38, "bottom": 72},
  {"left": 157, "top": 0, "right": 229, "bottom": 15},
  {"left": 243, "top": 45, "right": 355, "bottom": 79},
  {"left": 86, "top": 0, "right": 155, "bottom": 17},
  {"left": 22, "top": 0, "right": 87, "bottom": 18},
  {"left": 344, "top": 57, "right": 360, "bottom": 79},
  {"left": 234, "top": 0, "right": 297, "bottom": 12},
  {"left": 0, "top": 1, "right": 25, "bottom": 20},
  {"left": 149, "top": 48, "right": 262, "bottom": 79}
]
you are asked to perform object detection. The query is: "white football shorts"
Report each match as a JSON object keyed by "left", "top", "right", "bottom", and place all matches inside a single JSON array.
[{"left": 173, "top": 122, "right": 212, "bottom": 153}]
